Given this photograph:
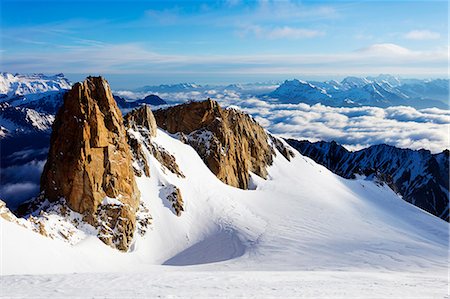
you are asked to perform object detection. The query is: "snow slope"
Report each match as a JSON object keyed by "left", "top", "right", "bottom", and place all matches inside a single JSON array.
[
  {"left": 2, "top": 270, "right": 446, "bottom": 298},
  {"left": 1, "top": 129, "right": 448, "bottom": 296}
]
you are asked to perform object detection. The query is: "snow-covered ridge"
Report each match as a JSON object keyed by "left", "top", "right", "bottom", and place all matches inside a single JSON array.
[
  {"left": 0, "top": 72, "right": 71, "bottom": 99},
  {"left": 0, "top": 102, "right": 54, "bottom": 136},
  {"left": 270, "top": 75, "right": 449, "bottom": 108}
]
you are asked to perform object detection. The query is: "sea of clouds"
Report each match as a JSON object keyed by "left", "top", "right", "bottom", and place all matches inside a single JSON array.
[{"left": 116, "top": 88, "right": 449, "bottom": 153}]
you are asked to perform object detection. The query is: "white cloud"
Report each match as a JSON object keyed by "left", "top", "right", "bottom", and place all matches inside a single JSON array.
[
  {"left": 357, "top": 43, "right": 412, "bottom": 56},
  {"left": 404, "top": 30, "right": 441, "bottom": 40},
  {"left": 243, "top": 25, "right": 324, "bottom": 39}
]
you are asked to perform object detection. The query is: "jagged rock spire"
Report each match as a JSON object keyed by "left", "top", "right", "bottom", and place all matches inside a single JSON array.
[{"left": 40, "top": 76, "right": 140, "bottom": 251}]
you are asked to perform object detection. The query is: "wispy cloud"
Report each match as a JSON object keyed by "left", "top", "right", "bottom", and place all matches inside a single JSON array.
[
  {"left": 139, "top": 0, "right": 338, "bottom": 27},
  {"left": 357, "top": 43, "right": 412, "bottom": 55},
  {"left": 2, "top": 42, "right": 446, "bottom": 77},
  {"left": 404, "top": 30, "right": 441, "bottom": 40},
  {"left": 241, "top": 25, "right": 324, "bottom": 39}
]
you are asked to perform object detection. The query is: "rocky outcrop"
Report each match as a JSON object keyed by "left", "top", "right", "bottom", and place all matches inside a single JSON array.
[
  {"left": 149, "top": 143, "right": 184, "bottom": 177},
  {"left": 40, "top": 76, "right": 140, "bottom": 251},
  {"left": 125, "top": 105, "right": 184, "bottom": 178},
  {"left": 124, "top": 106, "right": 156, "bottom": 177},
  {"left": 153, "top": 99, "right": 276, "bottom": 189},
  {"left": 160, "top": 184, "right": 184, "bottom": 216},
  {"left": 0, "top": 199, "right": 19, "bottom": 223},
  {"left": 269, "top": 135, "right": 295, "bottom": 161},
  {"left": 287, "top": 139, "right": 449, "bottom": 222},
  {"left": 124, "top": 105, "right": 158, "bottom": 137}
]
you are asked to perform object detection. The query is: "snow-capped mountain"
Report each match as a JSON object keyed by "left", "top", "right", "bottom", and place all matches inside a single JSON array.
[
  {"left": 270, "top": 76, "right": 448, "bottom": 109},
  {"left": 335, "top": 81, "right": 406, "bottom": 106},
  {"left": 134, "top": 82, "right": 279, "bottom": 95},
  {"left": 0, "top": 102, "right": 54, "bottom": 137},
  {"left": 269, "top": 79, "right": 333, "bottom": 105},
  {"left": 286, "top": 139, "right": 449, "bottom": 221},
  {"left": 340, "top": 76, "right": 372, "bottom": 89},
  {"left": 0, "top": 73, "right": 172, "bottom": 138},
  {"left": 135, "top": 82, "right": 203, "bottom": 93},
  {"left": 0, "top": 72, "right": 71, "bottom": 116},
  {"left": 399, "top": 78, "right": 449, "bottom": 103},
  {"left": 0, "top": 72, "right": 71, "bottom": 99},
  {"left": 367, "top": 74, "right": 402, "bottom": 87}
]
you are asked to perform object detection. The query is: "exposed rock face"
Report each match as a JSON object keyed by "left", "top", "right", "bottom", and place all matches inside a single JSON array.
[
  {"left": 40, "top": 76, "right": 140, "bottom": 251},
  {"left": 124, "top": 105, "right": 156, "bottom": 177},
  {"left": 149, "top": 143, "right": 184, "bottom": 177},
  {"left": 125, "top": 105, "right": 184, "bottom": 178},
  {"left": 154, "top": 99, "right": 275, "bottom": 189},
  {"left": 0, "top": 199, "right": 18, "bottom": 223},
  {"left": 269, "top": 135, "right": 295, "bottom": 161},
  {"left": 287, "top": 139, "right": 449, "bottom": 222},
  {"left": 124, "top": 105, "right": 157, "bottom": 137},
  {"left": 160, "top": 184, "right": 184, "bottom": 216}
]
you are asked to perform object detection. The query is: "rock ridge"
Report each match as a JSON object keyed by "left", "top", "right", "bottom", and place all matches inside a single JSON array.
[{"left": 154, "top": 99, "right": 285, "bottom": 189}]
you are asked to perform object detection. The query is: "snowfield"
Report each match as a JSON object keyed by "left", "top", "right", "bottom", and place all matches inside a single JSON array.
[
  {"left": 2, "top": 270, "right": 447, "bottom": 298},
  {"left": 1, "top": 129, "right": 448, "bottom": 298}
]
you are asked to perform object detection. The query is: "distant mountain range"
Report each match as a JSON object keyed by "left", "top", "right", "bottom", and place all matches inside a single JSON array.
[
  {"left": 135, "top": 82, "right": 279, "bottom": 95},
  {"left": 269, "top": 75, "right": 448, "bottom": 109}
]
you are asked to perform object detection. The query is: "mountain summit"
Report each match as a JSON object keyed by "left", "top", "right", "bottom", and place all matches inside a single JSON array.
[{"left": 40, "top": 76, "right": 140, "bottom": 251}]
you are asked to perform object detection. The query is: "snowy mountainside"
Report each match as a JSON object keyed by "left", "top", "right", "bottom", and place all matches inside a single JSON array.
[
  {"left": 10, "top": 91, "right": 67, "bottom": 115},
  {"left": 0, "top": 72, "right": 70, "bottom": 100},
  {"left": 1, "top": 126, "right": 448, "bottom": 275},
  {"left": 0, "top": 73, "right": 70, "bottom": 135},
  {"left": 286, "top": 139, "right": 449, "bottom": 221},
  {"left": 0, "top": 102, "right": 54, "bottom": 137},
  {"left": 1, "top": 91, "right": 448, "bottom": 297}
]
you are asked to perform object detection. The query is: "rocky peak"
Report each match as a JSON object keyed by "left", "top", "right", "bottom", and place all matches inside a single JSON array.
[
  {"left": 155, "top": 99, "right": 220, "bottom": 133},
  {"left": 154, "top": 99, "right": 279, "bottom": 189},
  {"left": 40, "top": 76, "right": 140, "bottom": 251},
  {"left": 124, "top": 105, "right": 157, "bottom": 137}
]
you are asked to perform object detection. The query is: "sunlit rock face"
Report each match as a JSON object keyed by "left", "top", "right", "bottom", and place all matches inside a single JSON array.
[
  {"left": 154, "top": 99, "right": 276, "bottom": 189},
  {"left": 40, "top": 76, "right": 140, "bottom": 251}
]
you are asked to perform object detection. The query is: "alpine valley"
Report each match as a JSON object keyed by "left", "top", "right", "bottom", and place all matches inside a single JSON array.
[{"left": 0, "top": 73, "right": 448, "bottom": 298}]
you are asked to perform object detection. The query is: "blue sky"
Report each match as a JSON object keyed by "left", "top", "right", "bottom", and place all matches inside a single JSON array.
[{"left": 0, "top": 0, "right": 448, "bottom": 88}]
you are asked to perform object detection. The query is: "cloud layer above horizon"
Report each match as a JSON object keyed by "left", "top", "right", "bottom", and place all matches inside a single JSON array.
[{"left": 118, "top": 88, "right": 449, "bottom": 153}]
